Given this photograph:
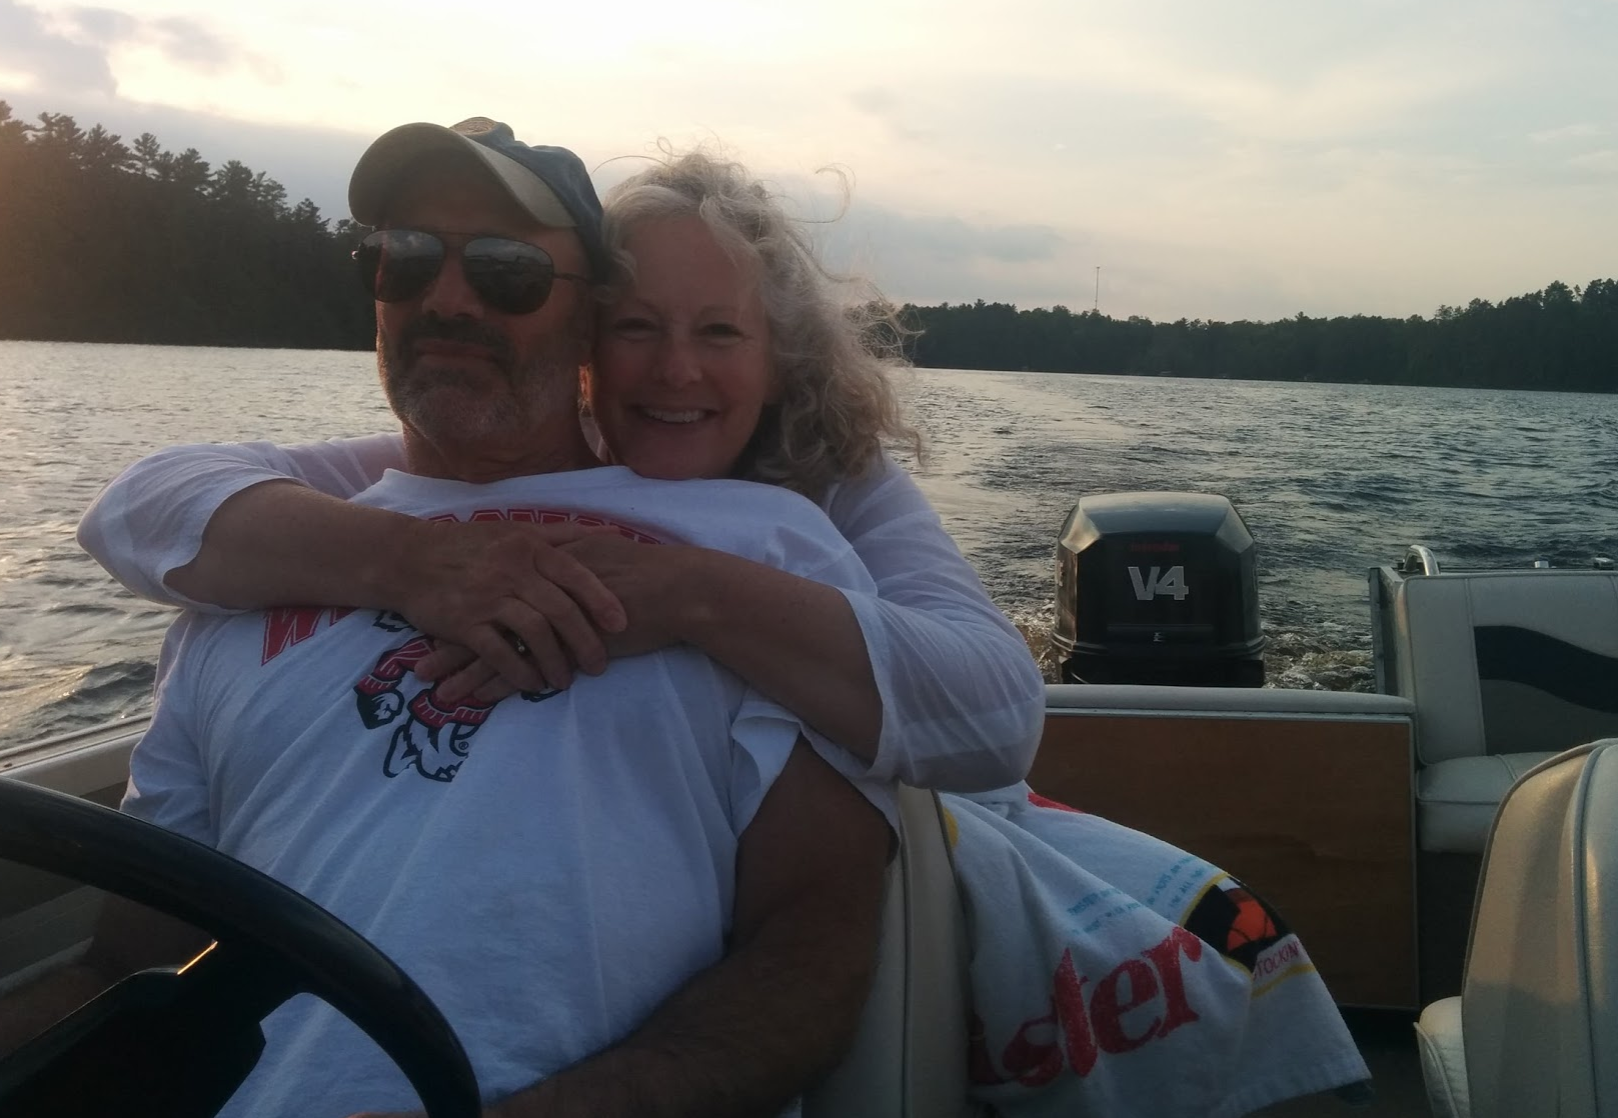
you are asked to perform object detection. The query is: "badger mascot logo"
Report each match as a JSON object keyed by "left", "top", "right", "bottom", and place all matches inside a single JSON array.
[{"left": 353, "top": 612, "right": 555, "bottom": 781}]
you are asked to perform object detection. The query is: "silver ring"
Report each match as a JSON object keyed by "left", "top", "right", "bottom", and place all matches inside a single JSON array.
[{"left": 511, "top": 636, "right": 530, "bottom": 657}]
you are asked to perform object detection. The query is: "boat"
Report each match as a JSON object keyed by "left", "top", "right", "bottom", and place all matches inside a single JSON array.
[{"left": 2, "top": 493, "right": 1616, "bottom": 1116}]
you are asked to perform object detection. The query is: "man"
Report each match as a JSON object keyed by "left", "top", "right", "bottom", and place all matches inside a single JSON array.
[{"left": 3, "top": 119, "right": 891, "bottom": 1117}]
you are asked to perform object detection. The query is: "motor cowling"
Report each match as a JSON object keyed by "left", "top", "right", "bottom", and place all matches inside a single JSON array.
[{"left": 1052, "top": 492, "right": 1265, "bottom": 686}]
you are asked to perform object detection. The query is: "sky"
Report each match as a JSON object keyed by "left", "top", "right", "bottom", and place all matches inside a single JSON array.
[{"left": 2, "top": 0, "right": 1615, "bottom": 323}]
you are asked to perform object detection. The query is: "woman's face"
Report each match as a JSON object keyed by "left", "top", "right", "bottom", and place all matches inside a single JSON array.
[{"left": 589, "top": 215, "right": 775, "bottom": 481}]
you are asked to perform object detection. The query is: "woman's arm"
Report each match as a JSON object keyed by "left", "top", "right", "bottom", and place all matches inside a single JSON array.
[
  {"left": 456, "top": 457, "right": 1041, "bottom": 790},
  {"left": 76, "top": 435, "right": 627, "bottom": 691},
  {"left": 472, "top": 535, "right": 884, "bottom": 755},
  {"left": 83, "top": 440, "right": 1042, "bottom": 788},
  {"left": 819, "top": 456, "right": 1046, "bottom": 790},
  {"left": 77, "top": 434, "right": 407, "bottom": 610}
]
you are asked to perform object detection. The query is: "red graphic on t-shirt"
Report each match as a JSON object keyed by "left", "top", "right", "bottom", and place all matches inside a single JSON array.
[
  {"left": 431, "top": 506, "right": 662, "bottom": 544},
  {"left": 262, "top": 606, "right": 357, "bottom": 664},
  {"left": 256, "top": 506, "right": 650, "bottom": 781},
  {"left": 352, "top": 629, "right": 498, "bottom": 782}
]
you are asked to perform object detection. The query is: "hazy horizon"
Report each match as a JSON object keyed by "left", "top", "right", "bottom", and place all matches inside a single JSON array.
[{"left": 4, "top": 0, "right": 1614, "bottom": 324}]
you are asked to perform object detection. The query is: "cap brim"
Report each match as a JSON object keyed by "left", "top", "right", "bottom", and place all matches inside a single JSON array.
[{"left": 348, "top": 122, "right": 575, "bottom": 229}]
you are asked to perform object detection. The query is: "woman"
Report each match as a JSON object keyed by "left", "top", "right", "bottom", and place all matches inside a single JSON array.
[{"left": 79, "top": 149, "right": 1044, "bottom": 793}]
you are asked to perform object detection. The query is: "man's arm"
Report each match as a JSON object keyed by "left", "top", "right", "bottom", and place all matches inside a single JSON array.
[{"left": 498, "top": 739, "right": 890, "bottom": 1118}]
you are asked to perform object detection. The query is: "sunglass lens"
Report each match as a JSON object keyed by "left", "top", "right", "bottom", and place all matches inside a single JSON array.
[
  {"left": 355, "top": 230, "right": 445, "bottom": 303},
  {"left": 462, "top": 238, "right": 556, "bottom": 315},
  {"left": 353, "top": 232, "right": 561, "bottom": 314}
]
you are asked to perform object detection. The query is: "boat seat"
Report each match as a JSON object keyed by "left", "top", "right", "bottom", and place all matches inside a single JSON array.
[
  {"left": 1413, "top": 738, "right": 1618, "bottom": 1118},
  {"left": 803, "top": 785, "right": 985, "bottom": 1118},
  {"left": 1386, "top": 570, "right": 1618, "bottom": 853}
]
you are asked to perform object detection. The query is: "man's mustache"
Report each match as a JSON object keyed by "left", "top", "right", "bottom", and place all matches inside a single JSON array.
[{"left": 399, "top": 315, "right": 514, "bottom": 365}]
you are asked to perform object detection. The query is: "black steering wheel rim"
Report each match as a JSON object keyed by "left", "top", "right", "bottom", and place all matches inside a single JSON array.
[{"left": 0, "top": 777, "right": 480, "bottom": 1117}]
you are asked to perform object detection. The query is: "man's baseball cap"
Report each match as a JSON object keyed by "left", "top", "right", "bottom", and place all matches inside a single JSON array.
[{"left": 349, "top": 117, "right": 608, "bottom": 279}]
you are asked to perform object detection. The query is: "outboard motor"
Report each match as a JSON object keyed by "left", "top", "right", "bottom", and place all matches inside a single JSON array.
[{"left": 1052, "top": 492, "right": 1265, "bottom": 686}]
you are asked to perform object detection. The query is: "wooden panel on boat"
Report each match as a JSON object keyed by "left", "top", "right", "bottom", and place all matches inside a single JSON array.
[{"left": 1030, "top": 710, "right": 1416, "bottom": 1010}]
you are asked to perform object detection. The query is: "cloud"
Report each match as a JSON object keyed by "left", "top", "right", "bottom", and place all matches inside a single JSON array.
[
  {"left": 849, "top": 86, "right": 899, "bottom": 115},
  {"left": 845, "top": 84, "right": 934, "bottom": 145},
  {"left": 150, "top": 15, "right": 264, "bottom": 77},
  {"left": 821, "top": 200, "right": 1064, "bottom": 270},
  {"left": 0, "top": 0, "right": 118, "bottom": 93},
  {"left": 60, "top": 6, "right": 137, "bottom": 44},
  {"left": 0, "top": 1, "right": 272, "bottom": 95},
  {"left": 1531, "top": 123, "right": 1609, "bottom": 144},
  {"left": 957, "top": 7, "right": 1512, "bottom": 145},
  {"left": 1567, "top": 149, "right": 1618, "bottom": 174}
]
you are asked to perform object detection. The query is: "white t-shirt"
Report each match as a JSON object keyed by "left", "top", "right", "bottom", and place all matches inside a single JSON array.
[
  {"left": 79, "top": 435, "right": 1045, "bottom": 791},
  {"left": 124, "top": 467, "right": 892, "bottom": 1117}
]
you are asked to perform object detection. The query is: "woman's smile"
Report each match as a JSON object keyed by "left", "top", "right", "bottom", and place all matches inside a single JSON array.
[{"left": 636, "top": 407, "right": 714, "bottom": 425}]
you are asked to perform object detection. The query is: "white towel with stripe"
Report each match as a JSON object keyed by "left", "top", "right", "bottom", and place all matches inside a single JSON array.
[{"left": 947, "top": 783, "right": 1371, "bottom": 1117}]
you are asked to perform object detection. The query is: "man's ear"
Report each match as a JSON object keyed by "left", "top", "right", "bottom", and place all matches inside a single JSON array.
[{"left": 578, "top": 364, "right": 595, "bottom": 416}]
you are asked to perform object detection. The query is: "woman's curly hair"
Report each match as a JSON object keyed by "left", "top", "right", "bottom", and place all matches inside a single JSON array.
[{"left": 599, "top": 148, "right": 920, "bottom": 500}]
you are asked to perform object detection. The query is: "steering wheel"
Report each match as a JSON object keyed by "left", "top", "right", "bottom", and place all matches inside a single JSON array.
[{"left": 0, "top": 778, "right": 481, "bottom": 1118}]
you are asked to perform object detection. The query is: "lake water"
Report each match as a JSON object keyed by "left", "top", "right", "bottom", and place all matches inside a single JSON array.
[{"left": 3, "top": 339, "right": 1614, "bottom": 745}]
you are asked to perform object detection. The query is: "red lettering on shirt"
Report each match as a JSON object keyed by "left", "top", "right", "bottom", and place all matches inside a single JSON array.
[
  {"left": 437, "top": 507, "right": 662, "bottom": 544},
  {"left": 262, "top": 606, "right": 356, "bottom": 664}
]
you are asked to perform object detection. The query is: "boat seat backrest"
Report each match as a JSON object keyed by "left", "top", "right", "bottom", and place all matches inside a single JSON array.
[
  {"left": 1460, "top": 739, "right": 1618, "bottom": 1118},
  {"left": 1392, "top": 572, "right": 1618, "bottom": 766},
  {"left": 803, "top": 785, "right": 983, "bottom": 1118}
]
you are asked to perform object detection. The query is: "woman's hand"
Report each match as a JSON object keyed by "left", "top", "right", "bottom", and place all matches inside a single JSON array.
[
  {"left": 416, "top": 535, "right": 883, "bottom": 754},
  {"left": 391, "top": 518, "right": 628, "bottom": 695},
  {"left": 558, "top": 534, "right": 702, "bottom": 657},
  {"left": 417, "top": 535, "right": 708, "bottom": 704}
]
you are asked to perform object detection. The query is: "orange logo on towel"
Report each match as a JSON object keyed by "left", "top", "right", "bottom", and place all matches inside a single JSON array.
[
  {"left": 1225, "top": 888, "right": 1278, "bottom": 954},
  {"left": 1184, "top": 880, "right": 1289, "bottom": 973}
]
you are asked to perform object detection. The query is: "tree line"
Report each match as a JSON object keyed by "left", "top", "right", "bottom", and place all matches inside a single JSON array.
[
  {"left": 1, "top": 105, "right": 1612, "bottom": 391},
  {"left": 0, "top": 103, "right": 372, "bottom": 349},
  {"left": 899, "top": 285, "right": 1616, "bottom": 392}
]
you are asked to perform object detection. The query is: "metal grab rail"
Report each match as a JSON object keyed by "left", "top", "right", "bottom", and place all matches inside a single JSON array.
[{"left": 1399, "top": 544, "right": 1441, "bottom": 577}]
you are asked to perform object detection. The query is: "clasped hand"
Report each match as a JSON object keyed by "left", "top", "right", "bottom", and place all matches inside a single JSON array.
[{"left": 396, "top": 519, "right": 693, "bottom": 703}]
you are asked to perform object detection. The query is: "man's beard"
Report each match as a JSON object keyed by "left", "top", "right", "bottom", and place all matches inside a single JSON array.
[{"left": 379, "top": 313, "right": 581, "bottom": 447}]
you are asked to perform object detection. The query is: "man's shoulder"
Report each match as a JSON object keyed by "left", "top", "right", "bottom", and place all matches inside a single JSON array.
[
  {"left": 346, "top": 468, "right": 867, "bottom": 585},
  {"left": 357, "top": 468, "right": 835, "bottom": 539}
]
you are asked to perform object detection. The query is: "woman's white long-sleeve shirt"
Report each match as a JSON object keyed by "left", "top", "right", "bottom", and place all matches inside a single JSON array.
[{"left": 78, "top": 435, "right": 1045, "bottom": 791}]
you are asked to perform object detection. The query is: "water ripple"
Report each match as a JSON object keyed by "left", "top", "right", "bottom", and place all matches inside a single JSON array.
[{"left": 4, "top": 345, "right": 1616, "bottom": 740}]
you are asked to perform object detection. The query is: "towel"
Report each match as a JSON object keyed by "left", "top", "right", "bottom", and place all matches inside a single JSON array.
[{"left": 948, "top": 784, "right": 1371, "bottom": 1117}]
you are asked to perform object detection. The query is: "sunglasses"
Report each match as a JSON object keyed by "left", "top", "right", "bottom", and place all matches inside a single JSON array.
[{"left": 353, "top": 229, "right": 590, "bottom": 316}]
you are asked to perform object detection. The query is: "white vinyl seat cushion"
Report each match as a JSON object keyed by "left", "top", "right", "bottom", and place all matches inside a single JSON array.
[
  {"left": 1414, "top": 996, "right": 1469, "bottom": 1118},
  {"left": 1389, "top": 571, "right": 1618, "bottom": 852},
  {"left": 1415, "top": 752, "right": 1560, "bottom": 854}
]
